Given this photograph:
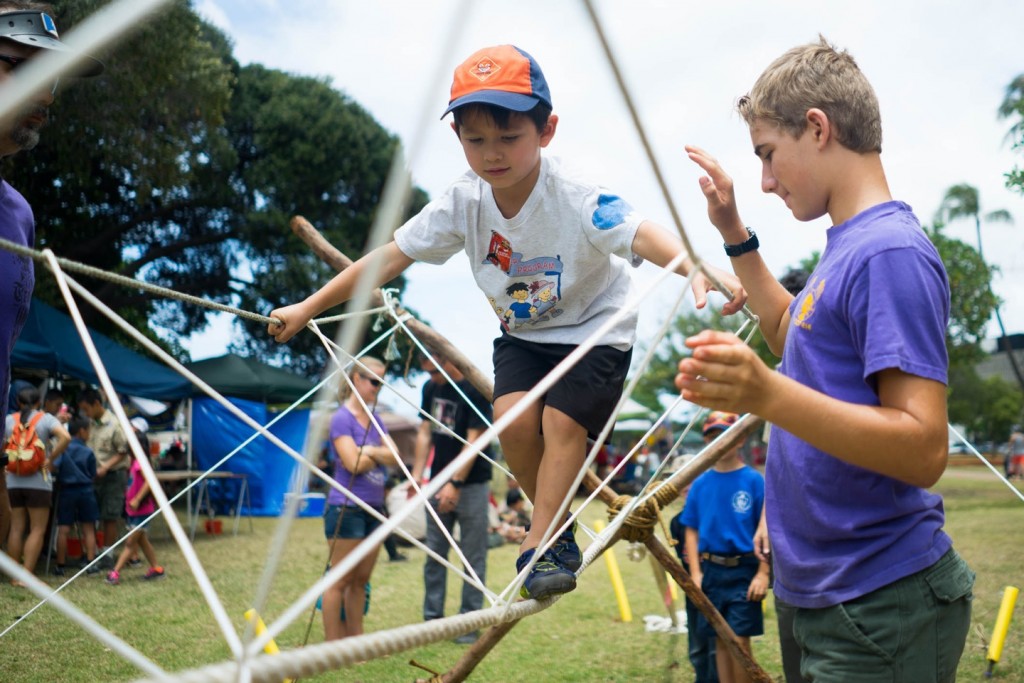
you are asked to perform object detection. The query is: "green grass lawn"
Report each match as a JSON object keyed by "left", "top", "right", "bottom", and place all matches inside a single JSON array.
[{"left": 0, "top": 469, "right": 1022, "bottom": 682}]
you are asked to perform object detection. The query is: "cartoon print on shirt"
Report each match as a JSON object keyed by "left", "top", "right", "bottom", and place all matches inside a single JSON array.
[
  {"left": 529, "top": 279, "right": 561, "bottom": 321},
  {"left": 504, "top": 282, "right": 536, "bottom": 326},
  {"left": 794, "top": 277, "right": 826, "bottom": 331},
  {"left": 483, "top": 230, "right": 564, "bottom": 328}
]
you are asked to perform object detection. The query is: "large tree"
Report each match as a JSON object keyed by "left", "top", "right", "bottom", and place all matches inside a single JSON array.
[
  {"left": 935, "top": 184, "right": 1023, "bottom": 391},
  {"left": 3, "top": 0, "right": 237, "bottom": 356},
  {"left": 2, "top": 1, "right": 425, "bottom": 374},
  {"left": 226, "top": 64, "right": 427, "bottom": 376}
]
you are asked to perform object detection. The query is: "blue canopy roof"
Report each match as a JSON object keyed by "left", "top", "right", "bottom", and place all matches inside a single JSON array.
[{"left": 11, "top": 298, "right": 193, "bottom": 399}]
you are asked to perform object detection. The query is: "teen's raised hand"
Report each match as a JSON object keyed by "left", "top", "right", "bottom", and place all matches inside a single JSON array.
[{"left": 685, "top": 145, "right": 746, "bottom": 240}]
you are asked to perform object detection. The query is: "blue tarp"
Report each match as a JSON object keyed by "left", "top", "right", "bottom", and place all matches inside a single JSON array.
[
  {"left": 191, "top": 397, "right": 312, "bottom": 516},
  {"left": 11, "top": 298, "right": 193, "bottom": 399}
]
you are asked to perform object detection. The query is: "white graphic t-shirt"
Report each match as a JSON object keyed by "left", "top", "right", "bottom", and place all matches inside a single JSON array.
[{"left": 394, "top": 156, "right": 644, "bottom": 350}]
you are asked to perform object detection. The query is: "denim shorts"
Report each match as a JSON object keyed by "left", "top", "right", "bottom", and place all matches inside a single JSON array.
[
  {"left": 793, "top": 548, "right": 974, "bottom": 683},
  {"left": 323, "top": 504, "right": 383, "bottom": 540},
  {"left": 697, "top": 556, "right": 764, "bottom": 639},
  {"left": 125, "top": 514, "right": 151, "bottom": 533}
]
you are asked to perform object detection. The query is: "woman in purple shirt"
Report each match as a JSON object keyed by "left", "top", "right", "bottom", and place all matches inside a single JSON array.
[{"left": 322, "top": 357, "right": 399, "bottom": 641}]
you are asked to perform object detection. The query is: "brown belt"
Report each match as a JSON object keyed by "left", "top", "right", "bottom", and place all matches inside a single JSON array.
[{"left": 700, "top": 552, "right": 755, "bottom": 567}]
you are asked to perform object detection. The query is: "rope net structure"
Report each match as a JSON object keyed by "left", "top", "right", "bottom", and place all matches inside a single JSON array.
[{"left": 3, "top": 2, "right": 1018, "bottom": 682}]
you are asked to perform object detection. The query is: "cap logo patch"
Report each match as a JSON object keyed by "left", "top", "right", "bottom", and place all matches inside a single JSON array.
[
  {"left": 470, "top": 57, "right": 501, "bottom": 82},
  {"left": 41, "top": 13, "right": 59, "bottom": 38}
]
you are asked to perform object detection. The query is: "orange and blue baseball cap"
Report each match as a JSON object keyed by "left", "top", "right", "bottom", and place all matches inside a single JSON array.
[
  {"left": 702, "top": 411, "right": 739, "bottom": 436},
  {"left": 442, "top": 45, "right": 552, "bottom": 118}
]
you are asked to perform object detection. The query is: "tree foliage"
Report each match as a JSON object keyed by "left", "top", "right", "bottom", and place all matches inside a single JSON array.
[
  {"left": 1000, "top": 73, "right": 1024, "bottom": 196},
  {"left": 948, "top": 366, "right": 1023, "bottom": 442},
  {"left": 2, "top": 0, "right": 426, "bottom": 376},
  {"left": 925, "top": 224, "right": 999, "bottom": 368}
]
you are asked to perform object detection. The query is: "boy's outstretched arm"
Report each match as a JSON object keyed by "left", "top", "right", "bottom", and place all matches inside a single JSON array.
[
  {"left": 268, "top": 241, "right": 415, "bottom": 343},
  {"left": 631, "top": 221, "right": 747, "bottom": 315},
  {"left": 675, "top": 331, "right": 949, "bottom": 488},
  {"left": 685, "top": 146, "right": 794, "bottom": 355}
]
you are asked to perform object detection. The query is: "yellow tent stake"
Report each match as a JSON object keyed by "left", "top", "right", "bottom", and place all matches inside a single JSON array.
[
  {"left": 594, "top": 519, "right": 632, "bottom": 623},
  {"left": 986, "top": 586, "right": 1019, "bottom": 679},
  {"left": 244, "top": 608, "right": 295, "bottom": 683}
]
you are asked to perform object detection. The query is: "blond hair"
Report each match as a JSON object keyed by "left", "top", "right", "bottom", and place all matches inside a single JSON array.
[
  {"left": 737, "top": 36, "right": 882, "bottom": 153},
  {"left": 337, "top": 357, "right": 385, "bottom": 402}
]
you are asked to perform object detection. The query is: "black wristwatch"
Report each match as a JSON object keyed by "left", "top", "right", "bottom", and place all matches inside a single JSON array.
[
  {"left": 724, "top": 228, "right": 759, "bottom": 257},
  {"left": 450, "top": 479, "right": 465, "bottom": 489}
]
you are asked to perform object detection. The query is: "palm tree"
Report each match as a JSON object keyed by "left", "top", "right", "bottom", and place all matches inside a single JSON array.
[
  {"left": 937, "top": 184, "right": 1024, "bottom": 391},
  {"left": 998, "top": 73, "right": 1024, "bottom": 140}
]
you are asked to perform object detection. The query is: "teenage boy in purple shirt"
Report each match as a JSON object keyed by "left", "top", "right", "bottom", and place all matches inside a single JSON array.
[{"left": 675, "top": 37, "right": 974, "bottom": 683}]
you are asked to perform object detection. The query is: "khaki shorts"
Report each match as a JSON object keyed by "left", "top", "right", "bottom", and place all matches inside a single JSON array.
[
  {"left": 94, "top": 468, "right": 127, "bottom": 521},
  {"left": 793, "top": 548, "right": 974, "bottom": 683}
]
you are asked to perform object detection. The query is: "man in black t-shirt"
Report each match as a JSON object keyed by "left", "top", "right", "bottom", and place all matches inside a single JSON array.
[{"left": 412, "top": 356, "right": 493, "bottom": 643}]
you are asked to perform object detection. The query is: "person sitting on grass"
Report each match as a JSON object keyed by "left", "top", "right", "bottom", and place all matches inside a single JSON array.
[
  {"left": 49, "top": 417, "right": 100, "bottom": 576},
  {"left": 680, "top": 411, "right": 768, "bottom": 683},
  {"left": 106, "top": 443, "right": 164, "bottom": 585}
]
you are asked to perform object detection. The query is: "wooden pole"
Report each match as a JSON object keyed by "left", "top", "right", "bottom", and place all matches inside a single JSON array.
[{"left": 290, "top": 215, "right": 494, "bottom": 401}]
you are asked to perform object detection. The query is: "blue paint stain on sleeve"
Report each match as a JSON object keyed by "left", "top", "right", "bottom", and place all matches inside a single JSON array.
[{"left": 592, "top": 194, "right": 633, "bottom": 230}]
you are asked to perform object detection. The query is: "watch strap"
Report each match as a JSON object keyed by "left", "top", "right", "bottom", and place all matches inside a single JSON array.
[{"left": 724, "top": 228, "right": 759, "bottom": 257}]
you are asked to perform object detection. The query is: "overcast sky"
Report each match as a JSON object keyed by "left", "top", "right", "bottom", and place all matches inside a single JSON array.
[{"left": 188, "top": 0, "right": 1024, "bottom": 416}]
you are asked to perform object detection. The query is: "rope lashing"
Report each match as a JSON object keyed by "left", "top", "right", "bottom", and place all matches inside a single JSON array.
[{"left": 607, "top": 482, "right": 679, "bottom": 542}]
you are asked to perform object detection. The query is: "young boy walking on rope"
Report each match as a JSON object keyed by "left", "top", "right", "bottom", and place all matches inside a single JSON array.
[
  {"left": 268, "top": 45, "right": 744, "bottom": 600},
  {"left": 676, "top": 37, "right": 974, "bottom": 682}
]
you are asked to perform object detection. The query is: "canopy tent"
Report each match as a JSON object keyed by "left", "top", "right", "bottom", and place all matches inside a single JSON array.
[
  {"left": 185, "top": 355, "right": 319, "bottom": 516},
  {"left": 185, "top": 354, "right": 317, "bottom": 404},
  {"left": 191, "top": 397, "right": 310, "bottom": 517},
  {"left": 11, "top": 298, "right": 193, "bottom": 399}
]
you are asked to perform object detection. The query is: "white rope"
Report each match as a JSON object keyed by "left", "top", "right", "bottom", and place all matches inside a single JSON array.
[
  {"left": 137, "top": 592, "right": 564, "bottom": 683},
  {"left": 949, "top": 425, "right": 1024, "bottom": 503},
  {"left": 43, "top": 253, "right": 245, "bottom": 656}
]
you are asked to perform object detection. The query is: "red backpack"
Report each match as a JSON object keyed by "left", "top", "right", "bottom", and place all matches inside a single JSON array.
[{"left": 4, "top": 412, "right": 47, "bottom": 476}]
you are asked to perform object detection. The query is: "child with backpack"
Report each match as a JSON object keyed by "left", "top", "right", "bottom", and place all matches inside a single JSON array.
[
  {"left": 4, "top": 385, "right": 70, "bottom": 585},
  {"left": 106, "top": 443, "right": 165, "bottom": 585},
  {"left": 49, "top": 417, "right": 100, "bottom": 576}
]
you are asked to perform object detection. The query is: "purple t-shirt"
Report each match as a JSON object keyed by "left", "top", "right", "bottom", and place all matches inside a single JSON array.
[
  {"left": 768, "top": 201, "right": 952, "bottom": 609},
  {"left": 0, "top": 179, "right": 35, "bottom": 415},
  {"left": 327, "top": 406, "right": 388, "bottom": 507}
]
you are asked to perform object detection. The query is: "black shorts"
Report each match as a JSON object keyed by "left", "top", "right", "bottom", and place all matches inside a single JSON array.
[
  {"left": 8, "top": 487, "right": 51, "bottom": 509},
  {"left": 492, "top": 334, "right": 632, "bottom": 439}
]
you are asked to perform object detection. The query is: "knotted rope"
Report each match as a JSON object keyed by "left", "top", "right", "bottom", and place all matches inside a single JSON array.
[{"left": 607, "top": 481, "right": 679, "bottom": 543}]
